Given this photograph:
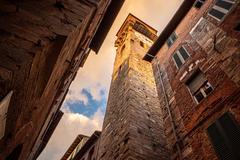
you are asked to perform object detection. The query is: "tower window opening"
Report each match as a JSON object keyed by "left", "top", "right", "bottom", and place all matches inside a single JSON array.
[
  {"left": 140, "top": 41, "right": 144, "bottom": 47},
  {"left": 120, "top": 44, "right": 126, "bottom": 55}
]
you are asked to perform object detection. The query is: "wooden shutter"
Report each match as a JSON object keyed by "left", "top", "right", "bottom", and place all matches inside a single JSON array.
[
  {"left": 215, "top": 0, "right": 234, "bottom": 10},
  {"left": 209, "top": 9, "right": 225, "bottom": 20},
  {"left": 167, "top": 32, "right": 177, "bottom": 47},
  {"left": 179, "top": 47, "right": 189, "bottom": 60},
  {"left": 209, "top": 0, "right": 235, "bottom": 20},
  {"left": 173, "top": 53, "right": 182, "bottom": 68},
  {"left": 187, "top": 71, "right": 206, "bottom": 93},
  {"left": 207, "top": 113, "right": 240, "bottom": 160}
]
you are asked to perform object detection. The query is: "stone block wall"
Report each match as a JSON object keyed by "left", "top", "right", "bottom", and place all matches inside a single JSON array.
[{"left": 98, "top": 56, "right": 169, "bottom": 160}]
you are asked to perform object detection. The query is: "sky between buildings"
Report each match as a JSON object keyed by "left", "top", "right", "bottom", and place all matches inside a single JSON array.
[{"left": 38, "top": 0, "right": 183, "bottom": 159}]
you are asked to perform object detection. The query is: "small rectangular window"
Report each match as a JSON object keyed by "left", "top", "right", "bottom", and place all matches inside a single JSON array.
[
  {"left": 140, "top": 41, "right": 144, "bottom": 47},
  {"left": 208, "top": 0, "right": 235, "bottom": 21},
  {"left": 194, "top": 0, "right": 206, "bottom": 9},
  {"left": 207, "top": 112, "right": 240, "bottom": 160},
  {"left": 172, "top": 46, "right": 189, "bottom": 68},
  {"left": 167, "top": 32, "right": 177, "bottom": 47},
  {"left": 186, "top": 70, "right": 213, "bottom": 103},
  {"left": 234, "top": 23, "right": 240, "bottom": 31}
]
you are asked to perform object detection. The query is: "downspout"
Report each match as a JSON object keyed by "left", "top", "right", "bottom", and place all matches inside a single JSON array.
[{"left": 155, "top": 60, "right": 182, "bottom": 159}]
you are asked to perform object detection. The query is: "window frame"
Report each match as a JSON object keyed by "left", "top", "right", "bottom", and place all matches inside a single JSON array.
[
  {"left": 194, "top": 0, "right": 206, "bottom": 9},
  {"left": 185, "top": 70, "right": 213, "bottom": 104},
  {"left": 208, "top": 0, "right": 236, "bottom": 22},
  {"left": 192, "top": 81, "right": 213, "bottom": 104},
  {"left": 166, "top": 32, "right": 177, "bottom": 48},
  {"left": 172, "top": 46, "right": 190, "bottom": 69},
  {"left": 234, "top": 22, "right": 240, "bottom": 31}
]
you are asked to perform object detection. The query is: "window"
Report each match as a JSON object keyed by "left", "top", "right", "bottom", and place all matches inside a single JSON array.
[
  {"left": 166, "top": 32, "right": 177, "bottom": 47},
  {"left": 194, "top": 0, "right": 206, "bottom": 9},
  {"left": 172, "top": 46, "right": 190, "bottom": 68},
  {"left": 208, "top": 0, "right": 235, "bottom": 21},
  {"left": 207, "top": 112, "right": 240, "bottom": 160},
  {"left": 121, "top": 44, "right": 125, "bottom": 54},
  {"left": 186, "top": 70, "right": 213, "bottom": 103},
  {"left": 140, "top": 41, "right": 144, "bottom": 47},
  {"left": 234, "top": 23, "right": 240, "bottom": 31}
]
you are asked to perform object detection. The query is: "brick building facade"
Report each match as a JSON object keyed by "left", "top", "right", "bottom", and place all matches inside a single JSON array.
[
  {"left": 62, "top": 131, "right": 101, "bottom": 160},
  {"left": 66, "top": 0, "right": 240, "bottom": 160},
  {"left": 0, "top": 0, "right": 124, "bottom": 159},
  {"left": 145, "top": 0, "right": 240, "bottom": 159}
]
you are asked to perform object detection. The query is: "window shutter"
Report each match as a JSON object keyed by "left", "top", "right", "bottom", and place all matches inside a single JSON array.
[
  {"left": 209, "top": 9, "right": 225, "bottom": 20},
  {"left": 215, "top": 0, "right": 234, "bottom": 10},
  {"left": 166, "top": 39, "right": 172, "bottom": 47},
  {"left": 187, "top": 71, "right": 206, "bottom": 93},
  {"left": 167, "top": 32, "right": 177, "bottom": 47},
  {"left": 173, "top": 53, "right": 182, "bottom": 68},
  {"left": 179, "top": 47, "right": 189, "bottom": 60},
  {"left": 207, "top": 113, "right": 240, "bottom": 160},
  {"left": 209, "top": 0, "right": 235, "bottom": 21},
  {"left": 171, "top": 33, "right": 177, "bottom": 42}
]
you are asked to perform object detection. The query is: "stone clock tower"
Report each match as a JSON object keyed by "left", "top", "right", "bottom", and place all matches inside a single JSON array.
[{"left": 98, "top": 14, "right": 169, "bottom": 160}]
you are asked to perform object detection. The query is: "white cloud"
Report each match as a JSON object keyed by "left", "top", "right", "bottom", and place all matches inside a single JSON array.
[
  {"left": 38, "top": 106, "right": 104, "bottom": 160},
  {"left": 64, "top": 0, "right": 183, "bottom": 105},
  {"left": 38, "top": 1, "right": 183, "bottom": 159}
]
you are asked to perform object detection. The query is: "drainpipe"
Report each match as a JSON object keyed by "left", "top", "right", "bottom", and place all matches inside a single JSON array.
[{"left": 155, "top": 60, "right": 182, "bottom": 159}]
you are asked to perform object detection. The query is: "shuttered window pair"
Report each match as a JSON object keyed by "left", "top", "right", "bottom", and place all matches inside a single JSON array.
[
  {"left": 186, "top": 70, "right": 213, "bottom": 103},
  {"left": 209, "top": 0, "right": 235, "bottom": 21},
  {"left": 172, "top": 46, "right": 189, "bottom": 69},
  {"left": 166, "top": 32, "right": 177, "bottom": 47},
  {"left": 207, "top": 112, "right": 240, "bottom": 160}
]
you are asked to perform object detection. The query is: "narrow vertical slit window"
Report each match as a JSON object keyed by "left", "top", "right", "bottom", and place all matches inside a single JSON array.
[{"left": 140, "top": 41, "right": 144, "bottom": 47}]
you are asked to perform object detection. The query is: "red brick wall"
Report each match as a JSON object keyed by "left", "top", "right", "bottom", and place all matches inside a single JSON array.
[{"left": 152, "top": 0, "right": 240, "bottom": 159}]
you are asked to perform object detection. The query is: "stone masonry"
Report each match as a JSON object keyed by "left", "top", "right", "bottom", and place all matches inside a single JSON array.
[{"left": 97, "top": 14, "right": 169, "bottom": 160}]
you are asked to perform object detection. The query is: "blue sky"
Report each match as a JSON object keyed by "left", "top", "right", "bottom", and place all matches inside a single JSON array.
[
  {"left": 38, "top": 0, "right": 183, "bottom": 159},
  {"left": 65, "top": 89, "right": 107, "bottom": 117}
]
